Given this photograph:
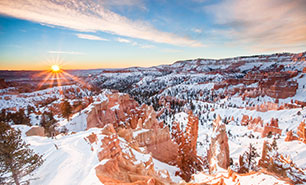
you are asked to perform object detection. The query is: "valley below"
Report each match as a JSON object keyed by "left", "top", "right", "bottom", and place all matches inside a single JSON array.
[{"left": 1, "top": 51, "right": 306, "bottom": 185}]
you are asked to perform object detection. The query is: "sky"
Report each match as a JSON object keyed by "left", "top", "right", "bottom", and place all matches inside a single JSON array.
[{"left": 0, "top": 0, "right": 305, "bottom": 70}]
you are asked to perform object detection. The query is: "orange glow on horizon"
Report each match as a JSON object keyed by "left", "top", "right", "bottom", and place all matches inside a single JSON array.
[{"left": 32, "top": 60, "right": 90, "bottom": 94}]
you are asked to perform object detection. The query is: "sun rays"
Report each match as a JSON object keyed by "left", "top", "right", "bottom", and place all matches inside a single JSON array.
[{"left": 33, "top": 58, "right": 89, "bottom": 94}]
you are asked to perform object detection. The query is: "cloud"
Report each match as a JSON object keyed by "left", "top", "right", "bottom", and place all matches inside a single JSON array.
[
  {"left": 116, "top": 37, "right": 131, "bottom": 43},
  {"left": 0, "top": 0, "right": 203, "bottom": 47},
  {"left": 204, "top": 0, "right": 306, "bottom": 51},
  {"left": 76, "top": 33, "right": 108, "bottom": 41},
  {"left": 101, "top": 0, "right": 146, "bottom": 11},
  {"left": 115, "top": 37, "right": 155, "bottom": 48},
  {"left": 192, "top": 28, "right": 202, "bottom": 33},
  {"left": 48, "top": 50, "right": 84, "bottom": 55}
]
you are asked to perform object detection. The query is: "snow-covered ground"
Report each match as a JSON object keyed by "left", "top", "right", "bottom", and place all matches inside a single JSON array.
[
  {"left": 2, "top": 51, "right": 306, "bottom": 184},
  {"left": 14, "top": 126, "right": 182, "bottom": 185}
]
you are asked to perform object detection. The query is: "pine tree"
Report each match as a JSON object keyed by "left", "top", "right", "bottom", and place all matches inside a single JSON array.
[
  {"left": 0, "top": 122, "right": 44, "bottom": 185},
  {"left": 173, "top": 112, "right": 203, "bottom": 181},
  {"left": 245, "top": 143, "right": 259, "bottom": 171},
  {"left": 11, "top": 109, "right": 31, "bottom": 126},
  {"left": 271, "top": 137, "right": 278, "bottom": 151},
  {"left": 40, "top": 111, "right": 57, "bottom": 137},
  {"left": 60, "top": 100, "right": 72, "bottom": 121}
]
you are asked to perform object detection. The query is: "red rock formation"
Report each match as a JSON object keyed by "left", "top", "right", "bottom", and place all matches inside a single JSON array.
[
  {"left": 284, "top": 130, "right": 298, "bottom": 142},
  {"left": 171, "top": 111, "right": 203, "bottom": 181},
  {"left": 86, "top": 132, "right": 98, "bottom": 144},
  {"left": 86, "top": 92, "right": 178, "bottom": 164},
  {"left": 242, "top": 116, "right": 282, "bottom": 138},
  {"left": 86, "top": 93, "right": 139, "bottom": 129},
  {"left": 270, "top": 118, "right": 279, "bottom": 127},
  {"left": 285, "top": 121, "right": 306, "bottom": 144},
  {"left": 247, "top": 116, "right": 264, "bottom": 133},
  {"left": 134, "top": 126, "right": 178, "bottom": 164},
  {"left": 295, "top": 100, "right": 306, "bottom": 107},
  {"left": 258, "top": 141, "right": 306, "bottom": 184},
  {"left": 264, "top": 80, "right": 298, "bottom": 99},
  {"left": 213, "top": 83, "right": 227, "bottom": 90},
  {"left": 261, "top": 125, "right": 282, "bottom": 138},
  {"left": 185, "top": 111, "right": 199, "bottom": 155},
  {"left": 241, "top": 115, "right": 249, "bottom": 126},
  {"left": 98, "top": 124, "right": 122, "bottom": 161},
  {"left": 189, "top": 168, "right": 293, "bottom": 185},
  {"left": 25, "top": 126, "right": 45, "bottom": 137},
  {"left": 261, "top": 118, "right": 282, "bottom": 138},
  {"left": 297, "top": 121, "right": 306, "bottom": 143},
  {"left": 208, "top": 115, "right": 230, "bottom": 174},
  {"left": 252, "top": 102, "right": 279, "bottom": 112},
  {"left": 237, "top": 71, "right": 298, "bottom": 99},
  {"left": 85, "top": 125, "right": 175, "bottom": 185}
]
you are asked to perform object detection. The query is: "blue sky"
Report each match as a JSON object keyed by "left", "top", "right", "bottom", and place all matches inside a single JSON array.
[{"left": 0, "top": 0, "right": 305, "bottom": 70}]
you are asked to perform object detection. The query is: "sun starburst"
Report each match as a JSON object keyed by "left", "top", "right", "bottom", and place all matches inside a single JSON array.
[
  {"left": 33, "top": 58, "right": 90, "bottom": 94},
  {"left": 51, "top": 65, "right": 60, "bottom": 72}
]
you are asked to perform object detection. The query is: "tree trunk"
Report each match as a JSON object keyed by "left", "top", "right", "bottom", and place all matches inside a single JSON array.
[
  {"left": 9, "top": 161, "right": 20, "bottom": 185},
  {"left": 12, "top": 171, "right": 20, "bottom": 185},
  {"left": 247, "top": 145, "right": 252, "bottom": 171}
]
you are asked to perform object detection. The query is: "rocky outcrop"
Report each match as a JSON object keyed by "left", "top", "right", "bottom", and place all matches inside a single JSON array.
[
  {"left": 171, "top": 111, "right": 203, "bottom": 181},
  {"left": 97, "top": 124, "right": 122, "bottom": 161},
  {"left": 295, "top": 100, "right": 306, "bottom": 107},
  {"left": 208, "top": 115, "right": 230, "bottom": 173},
  {"left": 190, "top": 168, "right": 293, "bottom": 185},
  {"left": 264, "top": 80, "right": 298, "bottom": 99},
  {"left": 86, "top": 93, "right": 139, "bottom": 129},
  {"left": 241, "top": 115, "right": 250, "bottom": 126},
  {"left": 258, "top": 141, "right": 306, "bottom": 184},
  {"left": 86, "top": 92, "right": 165, "bottom": 131},
  {"left": 86, "top": 92, "right": 178, "bottom": 164},
  {"left": 297, "top": 121, "right": 306, "bottom": 143},
  {"left": 135, "top": 127, "right": 178, "bottom": 164},
  {"left": 85, "top": 124, "right": 175, "bottom": 185},
  {"left": 261, "top": 118, "right": 282, "bottom": 138},
  {"left": 25, "top": 126, "right": 45, "bottom": 137},
  {"left": 215, "top": 70, "right": 299, "bottom": 99},
  {"left": 284, "top": 130, "right": 298, "bottom": 142},
  {"left": 241, "top": 116, "right": 282, "bottom": 138},
  {"left": 284, "top": 121, "right": 306, "bottom": 143},
  {"left": 246, "top": 116, "right": 264, "bottom": 130}
]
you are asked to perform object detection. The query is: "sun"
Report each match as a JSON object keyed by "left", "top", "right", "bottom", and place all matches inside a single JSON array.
[
  {"left": 51, "top": 65, "right": 60, "bottom": 72},
  {"left": 34, "top": 58, "right": 89, "bottom": 92}
]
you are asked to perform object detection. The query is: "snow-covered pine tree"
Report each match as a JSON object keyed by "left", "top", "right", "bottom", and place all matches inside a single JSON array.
[
  {"left": 40, "top": 111, "right": 57, "bottom": 137},
  {"left": 246, "top": 143, "right": 259, "bottom": 171},
  {"left": 271, "top": 137, "right": 278, "bottom": 151},
  {"left": 238, "top": 143, "right": 260, "bottom": 173},
  {"left": 0, "top": 122, "right": 43, "bottom": 185}
]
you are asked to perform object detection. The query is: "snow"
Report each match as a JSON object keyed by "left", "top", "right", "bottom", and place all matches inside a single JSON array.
[
  {"left": 192, "top": 171, "right": 291, "bottom": 185},
  {"left": 99, "top": 159, "right": 110, "bottom": 165},
  {"left": 110, "top": 104, "right": 119, "bottom": 111},
  {"left": 132, "top": 129, "right": 149, "bottom": 138},
  {"left": 20, "top": 128, "right": 102, "bottom": 185},
  {"left": 11, "top": 125, "right": 183, "bottom": 185},
  {"left": 152, "top": 158, "right": 182, "bottom": 183},
  {"left": 2, "top": 51, "right": 306, "bottom": 184}
]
